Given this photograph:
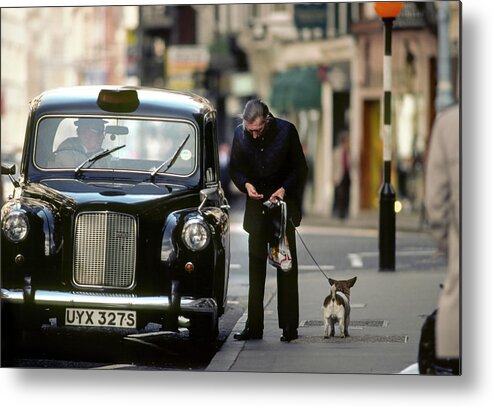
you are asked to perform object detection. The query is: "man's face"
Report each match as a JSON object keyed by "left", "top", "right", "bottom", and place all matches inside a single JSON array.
[
  {"left": 244, "top": 117, "right": 266, "bottom": 138},
  {"left": 79, "top": 127, "right": 104, "bottom": 152}
]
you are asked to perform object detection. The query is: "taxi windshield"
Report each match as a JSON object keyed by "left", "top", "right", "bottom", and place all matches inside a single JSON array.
[{"left": 34, "top": 116, "right": 197, "bottom": 177}]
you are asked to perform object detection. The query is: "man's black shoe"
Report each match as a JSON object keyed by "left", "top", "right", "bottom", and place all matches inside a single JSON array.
[
  {"left": 280, "top": 330, "right": 298, "bottom": 342},
  {"left": 233, "top": 328, "right": 263, "bottom": 340}
]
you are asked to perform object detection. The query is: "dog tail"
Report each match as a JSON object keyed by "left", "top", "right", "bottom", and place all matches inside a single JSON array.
[
  {"left": 330, "top": 283, "right": 336, "bottom": 298},
  {"left": 323, "top": 284, "right": 337, "bottom": 308}
]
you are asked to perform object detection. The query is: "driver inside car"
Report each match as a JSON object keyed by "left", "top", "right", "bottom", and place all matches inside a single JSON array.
[{"left": 54, "top": 118, "right": 110, "bottom": 168}]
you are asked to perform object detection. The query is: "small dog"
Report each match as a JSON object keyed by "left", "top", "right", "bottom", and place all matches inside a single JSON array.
[{"left": 322, "top": 277, "right": 357, "bottom": 338}]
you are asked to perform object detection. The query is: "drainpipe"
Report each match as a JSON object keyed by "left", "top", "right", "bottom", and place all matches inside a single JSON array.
[{"left": 435, "top": 2, "right": 455, "bottom": 112}]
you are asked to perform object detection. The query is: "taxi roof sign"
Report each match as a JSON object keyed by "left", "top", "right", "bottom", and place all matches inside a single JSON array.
[{"left": 97, "top": 89, "right": 140, "bottom": 113}]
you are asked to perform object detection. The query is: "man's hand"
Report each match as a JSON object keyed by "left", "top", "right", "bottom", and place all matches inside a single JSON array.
[
  {"left": 269, "top": 187, "right": 285, "bottom": 203},
  {"left": 245, "top": 182, "right": 264, "bottom": 200}
]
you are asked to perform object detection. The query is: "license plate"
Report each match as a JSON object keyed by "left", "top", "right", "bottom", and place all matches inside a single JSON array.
[{"left": 65, "top": 308, "right": 136, "bottom": 328}]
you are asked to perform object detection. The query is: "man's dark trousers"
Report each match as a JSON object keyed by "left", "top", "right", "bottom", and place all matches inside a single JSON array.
[{"left": 245, "top": 221, "right": 299, "bottom": 335}]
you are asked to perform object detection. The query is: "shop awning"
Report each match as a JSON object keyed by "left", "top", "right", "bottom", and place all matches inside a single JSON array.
[{"left": 269, "top": 66, "right": 321, "bottom": 112}]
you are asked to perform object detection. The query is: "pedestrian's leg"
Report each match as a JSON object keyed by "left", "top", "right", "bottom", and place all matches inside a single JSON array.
[
  {"left": 247, "top": 233, "right": 268, "bottom": 334},
  {"left": 341, "top": 173, "right": 351, "bottom": 218},
  {"left": 277, "top": 222, "right": 299, "bottom": 334},
  {"left": 333, "top": 184, "right": 341, "bottom": 218}
]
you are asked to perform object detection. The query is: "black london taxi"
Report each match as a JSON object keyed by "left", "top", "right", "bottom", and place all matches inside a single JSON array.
[{"left": 1, "top": 86, "right": 230, "bottom": 344}]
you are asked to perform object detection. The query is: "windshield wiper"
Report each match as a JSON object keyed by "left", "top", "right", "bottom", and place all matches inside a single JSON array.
[
  {"left": 149, "top": 134, "right": 190, "bottom": 182},
  {"left": 75, "top": 144, "right": 126, "bottom": 177}
]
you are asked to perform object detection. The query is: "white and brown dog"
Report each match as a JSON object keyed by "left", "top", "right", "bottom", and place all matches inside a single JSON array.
[{"left": 322, "top": 277, "right": 357, "bottom": 338}]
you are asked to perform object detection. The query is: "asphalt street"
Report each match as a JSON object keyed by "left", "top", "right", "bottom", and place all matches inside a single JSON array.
[{"left": 2, "top": 197, "right": 446, "bottom": 373}]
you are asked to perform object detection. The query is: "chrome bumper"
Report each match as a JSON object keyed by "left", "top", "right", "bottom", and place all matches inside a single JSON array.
[{"left": 0, "top": 288, "right": 217, "bottom": 314}]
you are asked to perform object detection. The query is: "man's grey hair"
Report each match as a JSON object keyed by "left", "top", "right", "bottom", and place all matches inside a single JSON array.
[{"left": 241, "top": 99, "right": 270, "bottom": 124}]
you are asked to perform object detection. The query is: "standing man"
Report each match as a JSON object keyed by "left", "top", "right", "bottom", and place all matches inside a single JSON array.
[
  {"left": 424, "top": 104, "right": 460, "bottom": 370},
  {"left": 229, "top": 99, "right": 307, "bottom": 342}
]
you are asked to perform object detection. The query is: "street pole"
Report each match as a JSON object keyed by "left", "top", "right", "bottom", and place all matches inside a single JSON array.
[
  {"left": 374, "top": 2, "right": 403, "bottom": 272},
  {"left": 379, "top": 17, "right": 395, "bottom": 271}
]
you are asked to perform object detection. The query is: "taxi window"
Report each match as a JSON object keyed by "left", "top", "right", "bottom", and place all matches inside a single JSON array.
[{"left": 34, "top": 117, "right": 197, "bottom": 176}]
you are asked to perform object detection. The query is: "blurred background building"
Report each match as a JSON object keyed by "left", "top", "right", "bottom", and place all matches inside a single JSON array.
[{"left": 1, "top": 1, "right": 460, "bottom": 218}]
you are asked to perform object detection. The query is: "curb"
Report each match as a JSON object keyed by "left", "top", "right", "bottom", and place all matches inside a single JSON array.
[{"left": 206, "top": 288, "right": 277, "bottom": 372}]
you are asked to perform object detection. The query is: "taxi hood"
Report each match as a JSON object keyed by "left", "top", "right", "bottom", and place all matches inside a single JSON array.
[{"left": 24, "top": 178, "right": 196, "bottom": 209}]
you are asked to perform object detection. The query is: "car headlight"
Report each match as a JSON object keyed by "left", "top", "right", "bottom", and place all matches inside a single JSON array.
[
  {"left": 2, "top": 211, "right": 29, "bottom": 242},
  {"left": 182, "top": 218, "right": 210, "bottom": 251}
]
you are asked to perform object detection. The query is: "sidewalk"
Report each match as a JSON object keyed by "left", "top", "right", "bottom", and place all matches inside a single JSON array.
[
  {"left": 207, "top": 267, "right": 445, "bottom": 374},
  {"left": 207, "top": 207, "right": 443, "bottom": 375},
  {"left": 228, "top": 196, "right": 428, "bottom": 234},
  {"left": 302, "top": 208, "right": 427, "bottom": 233}
]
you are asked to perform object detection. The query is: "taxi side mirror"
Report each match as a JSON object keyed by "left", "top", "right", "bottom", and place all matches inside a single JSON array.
[
  {"left": 1, "top": 163, "right": 16, "bottom": 175},
  {"left": 1, "top": 163, "right": 20, "bottom": 188}
]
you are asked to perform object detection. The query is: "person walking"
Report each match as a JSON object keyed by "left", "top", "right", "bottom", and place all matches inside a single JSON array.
[
  {"left": 424, "top": 104, "right": 460, "bottom": 368},
  {"left": 332, "top": 130, "right": 351, "bottom": 219},
  {"left": 219, "top": 143, "right": 232, "bottom": 201},
  {"left": 229, "top": 99, "right": 307, "bottom": 342}
]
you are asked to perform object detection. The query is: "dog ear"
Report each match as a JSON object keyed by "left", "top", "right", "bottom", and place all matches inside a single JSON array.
[
  {"left": 347, "top": 277, "right": 357, "bottom": 287},
  {"left": 328, "top": 278, "right": 335, "bottom": 285}
]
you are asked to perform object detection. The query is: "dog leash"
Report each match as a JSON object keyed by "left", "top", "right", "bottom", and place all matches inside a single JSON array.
[
  {"left": 266, "top": 198, "right": 331, "bottom": 283},
  {"left": 290, "top": 218, "right": 331, "bottom": 283}
]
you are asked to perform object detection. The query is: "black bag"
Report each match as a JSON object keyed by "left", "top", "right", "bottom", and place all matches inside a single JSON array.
[
  {"left": 264, "top": 200, "right": 292, "bottom": 272},
  {"left": 418, "top": 309, "right": 460, "bottom": 375}
]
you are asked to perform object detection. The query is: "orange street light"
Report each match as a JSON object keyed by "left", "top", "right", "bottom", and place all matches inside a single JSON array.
[
  {"left": 373, "top": 2, "right": 403, "bottom": 271},
  {"left": 374, "top": 2, "right": 404, "bottom": 19}
]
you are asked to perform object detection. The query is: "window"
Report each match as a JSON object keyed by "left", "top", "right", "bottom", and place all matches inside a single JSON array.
[
  {"left": 34, "top": 116, "right": 197, "bottom": 176},
  {"left": 204, "top": 118, "right": 218, "bottom": 185}
]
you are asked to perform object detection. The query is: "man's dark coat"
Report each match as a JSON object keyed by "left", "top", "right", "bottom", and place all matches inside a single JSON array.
[{"left": 229, "top": 115, "right": 308, "bottom": 235}]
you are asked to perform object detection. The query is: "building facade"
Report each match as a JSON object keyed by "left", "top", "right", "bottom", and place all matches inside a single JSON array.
[
  {"left": 1, "top": 6, "right": 134, "bottom": 202},
  {"left": 1, "top": 8, "right": 29, "bottom": 157},
  {"left": 1, "top": 3, "right": 459, "bottom": 218},
  {"left": 203, "top": 2, "right": 455, "bottom": 219}
]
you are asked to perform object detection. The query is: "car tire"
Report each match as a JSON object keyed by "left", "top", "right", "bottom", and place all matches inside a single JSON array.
[
  {"left": 1, "top": 303, "right": 17, "bottom": 365},
  {"left": 188, "top": 311, "right": 218, "bottom": 341},
  {"left": 215, "top": 252, "right": 227, "bottom": 316},
  {"left": 1, "top": 303, "right": 36, "bottom": 365}
]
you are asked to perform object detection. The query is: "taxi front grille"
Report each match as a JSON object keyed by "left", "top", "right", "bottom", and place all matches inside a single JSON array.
[{"left": 73, "top": 212, "right": 136, "bottom": 289}]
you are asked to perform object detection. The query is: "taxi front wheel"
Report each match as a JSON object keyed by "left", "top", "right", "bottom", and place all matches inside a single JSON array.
[{"left": 188, "top": 311, "right": 218, "bottom": 341}]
